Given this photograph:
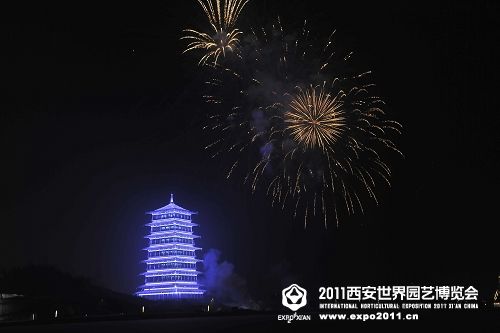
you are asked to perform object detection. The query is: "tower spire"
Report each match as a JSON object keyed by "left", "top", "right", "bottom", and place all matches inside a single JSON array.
[{"left": 170, "top": 193, "right": 174, "bottom": 203}]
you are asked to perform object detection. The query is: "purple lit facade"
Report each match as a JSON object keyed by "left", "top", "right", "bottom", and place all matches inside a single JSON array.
[{"left": 136, "top": 194, "right": 204, "bottom": 300}]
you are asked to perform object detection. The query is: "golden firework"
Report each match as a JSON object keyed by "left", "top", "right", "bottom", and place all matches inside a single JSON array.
[
  {"left": 285, "top": 85, "right": 347, "bottom": 152},
  {"left": 193, "top": 20, "right": 403, "bottom": 228},
  {"left": 182, "top": 0, "right": 250, "bottom": 65}
]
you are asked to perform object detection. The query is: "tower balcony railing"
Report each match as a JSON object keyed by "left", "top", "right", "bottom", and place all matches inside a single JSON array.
[
  {"left": 144, "top": 244, "right": 201, "bottom": 251},
  {"left": 143, "top": 257, "right": 202, "bottom": 264},
  {"left": 146, "top": 219, "right": 199, "bottom": 227},
  {"left": 142, "top": 274, "right": 201, "bottom": 280},
  {"left": 142, "top": 281, "right": 199, "bottom": 289},
  {"left": 141, "top": 268, "right": 201, "bottom": 275},
  {"left": 147, "top": 263, "right": 197, "bottom": 269},
  {"left": 146, "top": 232, "right": 201, "bottom": 239},
  {"left": 136, "top": 291, "right": 205, "bottom": 298},
  {"left": 147, "top": 250, "right": 196, "bottom": 257}
]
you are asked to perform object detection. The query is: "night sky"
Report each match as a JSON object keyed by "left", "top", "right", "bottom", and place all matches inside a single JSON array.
[{"left": 3, "top": 1, "right": 499, "bottom": 304}]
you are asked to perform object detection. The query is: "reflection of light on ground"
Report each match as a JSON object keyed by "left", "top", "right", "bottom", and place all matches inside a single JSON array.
[
  {"left": 1, "top": 294, "right": 25, "bottom": 320},
  {"left": 494, "top": 276, "right": 500, "bottom": 308}
]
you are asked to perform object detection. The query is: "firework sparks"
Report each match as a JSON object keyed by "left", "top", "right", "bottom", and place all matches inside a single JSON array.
[
  {"left": 185, "top": 14, "right": 402, "bottom": 227},
  {"left": 285, "top": 84, "right": 346, "bottom": 152},
  {"left": 182, "top": 0, "right": 250, "bottom": 65}
]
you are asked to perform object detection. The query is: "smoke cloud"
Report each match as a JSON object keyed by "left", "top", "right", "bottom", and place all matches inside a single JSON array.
[{"left": 201, "top": 249, "right": 260, "bottom": 310}]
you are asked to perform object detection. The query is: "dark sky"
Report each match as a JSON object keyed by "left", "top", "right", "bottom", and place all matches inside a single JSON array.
[{"left": 2, "top": 1, "right": 499, "bottom": 303}]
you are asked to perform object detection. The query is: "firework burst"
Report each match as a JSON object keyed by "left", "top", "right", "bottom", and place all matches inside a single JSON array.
[
  {"left": 285, "top": 84, "right": 346, "bottom": 152},
  {"left": 182, "top": 0, "right": 250, "bottom": 65},
  {"left": 186, "top": 14, "right": 403, "bottom": 227}
]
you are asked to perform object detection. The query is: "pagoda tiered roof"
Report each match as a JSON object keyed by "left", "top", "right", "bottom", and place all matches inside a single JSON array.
[{"left": 147, "top": 194, "right": 197, "bottom": 215}]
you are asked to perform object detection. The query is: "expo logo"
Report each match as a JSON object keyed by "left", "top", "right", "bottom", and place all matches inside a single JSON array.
[
  {"left": 282, "top": 284, "right": 308, "bottom": 311},
  {"left": 278, "top": 284, "right": 311, "bottom": 323}
]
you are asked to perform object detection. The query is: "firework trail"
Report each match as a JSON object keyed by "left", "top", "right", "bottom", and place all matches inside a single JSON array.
[
  {"left": 182, "top": 0, "right": 250, "bottom": 65},
  {"left": 184, "top": 7, "right": 402, "bottom": 227}
]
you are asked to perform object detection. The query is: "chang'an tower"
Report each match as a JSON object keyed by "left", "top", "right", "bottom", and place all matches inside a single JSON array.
[{"left": 136, "top": 194, "right": 204, "bottom": 300}]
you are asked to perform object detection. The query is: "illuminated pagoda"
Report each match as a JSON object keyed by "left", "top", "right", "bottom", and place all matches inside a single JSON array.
[{"left": 136, "top": 194, "right": 204, "bottom": 300}]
